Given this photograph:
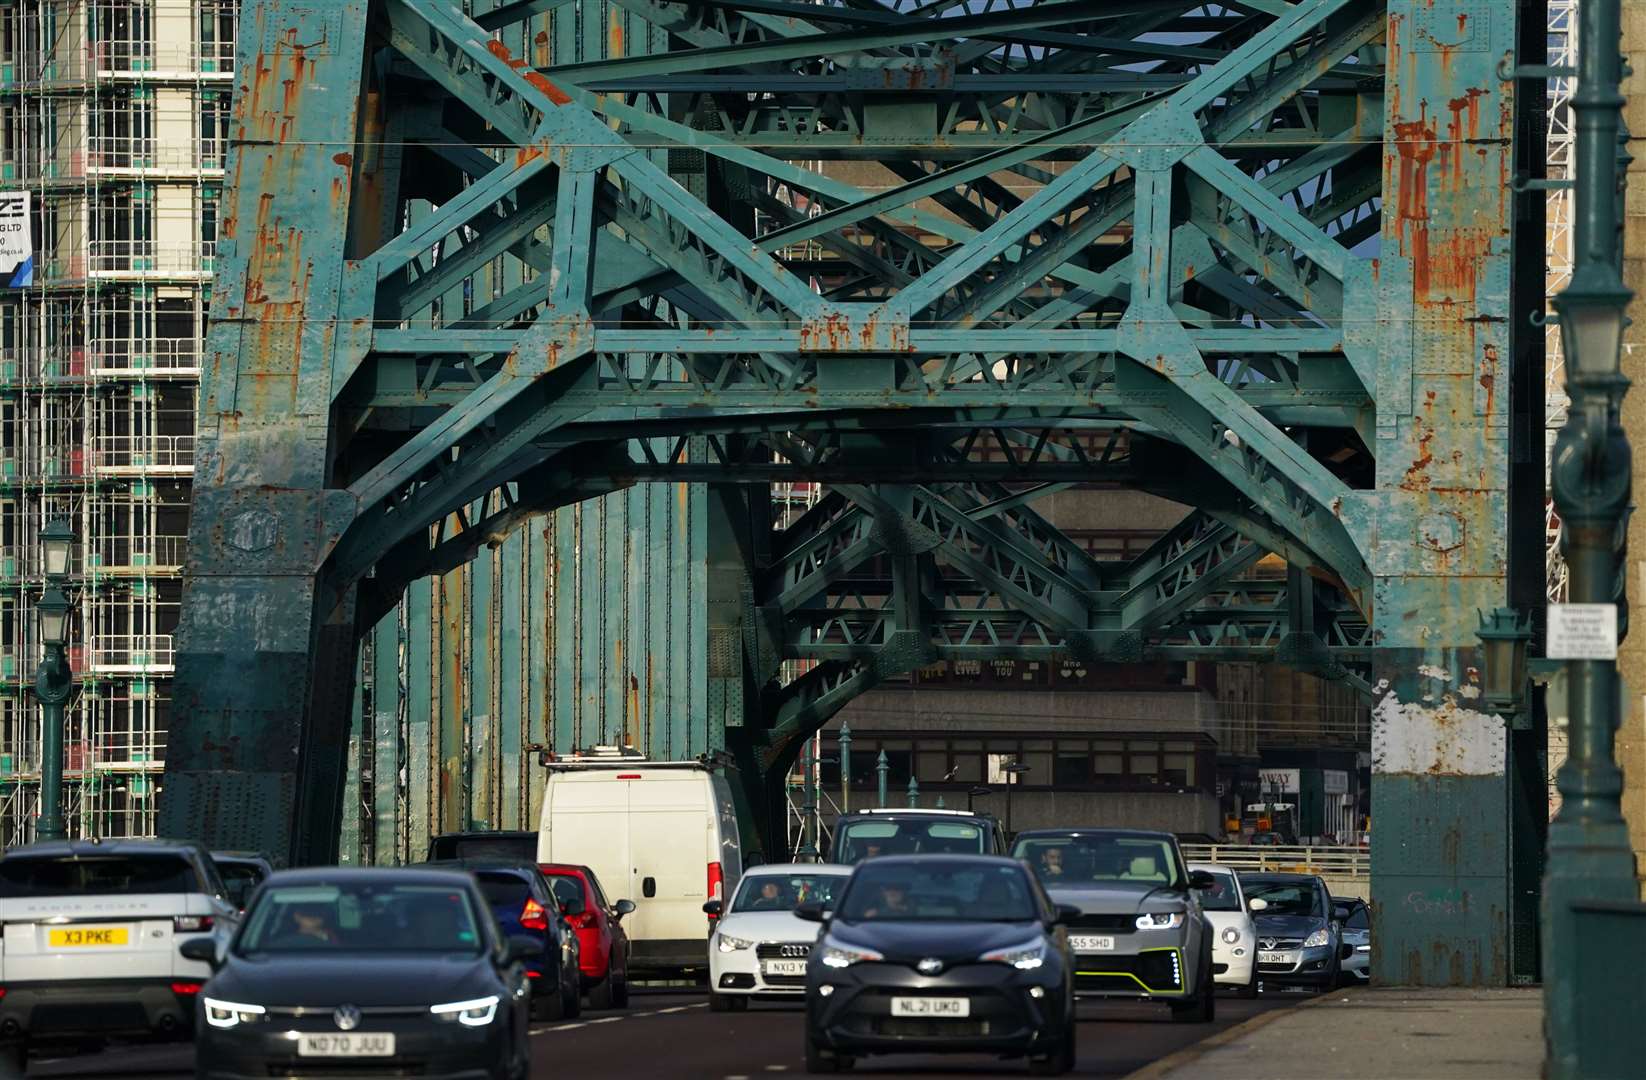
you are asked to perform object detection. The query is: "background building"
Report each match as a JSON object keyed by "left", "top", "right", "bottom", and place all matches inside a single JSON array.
[{"left": 0, "top": 0, "right": 233, "bottom": 841}]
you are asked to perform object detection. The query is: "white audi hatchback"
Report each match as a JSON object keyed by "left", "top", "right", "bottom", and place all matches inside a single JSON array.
[{"left": 704, "top": 863, "right": 850, "bottom": 1011}]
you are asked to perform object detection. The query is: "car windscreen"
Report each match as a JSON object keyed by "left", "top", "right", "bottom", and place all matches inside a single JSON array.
[
  {"left": 238, "top": 882, "right": 486, "bottom": 955},
  {"left": 474, "top": 872, "right": 532, "bottom": 909},
  {"left": 836, "top": 819, "right": 985, "bottom": 862},
  {"left": 0, "top": 853, "right": 199, "bottom": 897},
  {"left": 1344, "top": 904, "right": 1370, "bottom": 930},
  {"left": 1011, "top": 835, "right": 1185, "bottom": 888},
  {"left": 837, "top": 862, "right": 1036, "bottom": 922},
  {"left": 543, "top": 874, "right": 587, "bottom": 913},
  {"left": 1243, "top": 880, "right": 1324, "bottom": 917},
  {"left": 729, "top": 873, "right": 844, "bottom": 913},
  {"left": 1192, "top": 871, "right": 1242, "bottom": 911}
]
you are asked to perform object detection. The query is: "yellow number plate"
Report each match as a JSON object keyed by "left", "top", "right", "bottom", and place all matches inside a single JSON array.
[{"left": 49, "top": 926, "right": 128, "bottom": 947}]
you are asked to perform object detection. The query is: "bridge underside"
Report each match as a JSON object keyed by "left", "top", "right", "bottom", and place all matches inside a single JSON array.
[{"left": 159, "top": 1, "right": 1530, "bottom": 985}]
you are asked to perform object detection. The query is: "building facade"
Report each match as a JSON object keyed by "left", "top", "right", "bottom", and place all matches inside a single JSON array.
[{"left": 0, "top": 0, "right": 232, "bottom": 841}]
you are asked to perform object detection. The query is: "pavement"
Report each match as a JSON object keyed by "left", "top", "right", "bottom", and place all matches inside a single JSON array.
[{"left": 1124, "top": 987, "right": 1544, "bottom": 1080}]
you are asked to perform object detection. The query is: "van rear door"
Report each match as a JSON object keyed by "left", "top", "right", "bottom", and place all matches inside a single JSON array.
[
  {"left": 542, "top": 774, "right": 633, "bottom": 913},
  {"left": 625, "top": 774, "right": 713, "bottom": 947}
]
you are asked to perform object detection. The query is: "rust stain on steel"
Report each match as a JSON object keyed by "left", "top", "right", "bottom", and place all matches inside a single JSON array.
[
  {"left": 609, "top": 10, "right": 625, "bottom": 58},
  {"left": 486, "top": 38, "right": 572, "bottom": 106}
]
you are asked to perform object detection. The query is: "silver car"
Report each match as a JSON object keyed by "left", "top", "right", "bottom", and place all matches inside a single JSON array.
[
  {"left": 1013, "top": 829, "right": 1217, "bottom": 1022},
  {"left": 1334, "top": 897, "right": 1370, "bottom": 983}
]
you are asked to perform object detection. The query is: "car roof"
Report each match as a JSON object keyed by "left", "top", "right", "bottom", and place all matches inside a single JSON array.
[
  {"left": 744, "top": 863, "right": 851, "bottom": 876},
  {"left": 262, "top": 866, "right": 479, "bottom": 888},
  {"left": 211, "top": 851, "right": 272, "bottom": 863},
  {"left": 3, "top": 838, "right": 208, "bottom": 859},
  {"left": 1187, "top": 862, "right": 1238, "bottom": 876},
  {"left": 1237, "top": 871, "right": 1322, "bottom": 884},
  {"left": 1013, "top": 827, "right": 1177, "bottom": 842},
  {"left": 846, "top": 808, "right": 990, "bottom": 819},
  {"left": 422, "top": 859, "right": 542, "bottom": 875},
  {"left": 849, "top": 853, "right": 1022, "bottom": 870}
]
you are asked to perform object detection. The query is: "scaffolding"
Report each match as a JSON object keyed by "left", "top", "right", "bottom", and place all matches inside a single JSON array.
[
  {"left": 1545, "top": 1, "right": 1575, "bottom": 817},
  {"left": 0, "top": 0, "right": 228, "bottom": 843}
]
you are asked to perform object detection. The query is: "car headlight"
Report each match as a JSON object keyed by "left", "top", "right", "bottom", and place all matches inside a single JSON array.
[
  {"left": 1135, "top": 912, "right": 1185, "bottom": 930},
  {"left": 202, "top": 997, "right": 266, "bottom": 1030},
  {"left": 716, "top": 933, "right": 755, "bottom": 953},
  {"left": 1356, "top": 944, "right": 1371, "bottom": 952},
  {"left": 1303, "top": 929, "right": 1331, "bottom": 948},
  {"left": 979, "top": 940, "right": 1046, "bottom": 971},
  {"left": 819, "top": 943, "right": 883, "bottom": 968},
  {"left": 1220, "top": 926, "right": 1241, "bottom": 945},
  {"left": 430, "top": 996, "right": 500, "bottom": 1027}
]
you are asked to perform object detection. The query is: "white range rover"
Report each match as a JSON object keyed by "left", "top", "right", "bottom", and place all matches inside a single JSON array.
[{"left": 0, "top": 838, "right": 240, "bottom": 1067}]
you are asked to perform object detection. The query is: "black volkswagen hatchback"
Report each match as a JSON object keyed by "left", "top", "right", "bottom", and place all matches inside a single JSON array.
[
  {"left": 800, "top": 854, "right": 1076, "bottom": 1075},
  {"left": 185, "top": 867, "right": 534, "bottom": 1080}
]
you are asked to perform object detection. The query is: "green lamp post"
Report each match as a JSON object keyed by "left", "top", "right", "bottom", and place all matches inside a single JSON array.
[
  {"left": 34, "top": 518, "right": 78, "bottom": 844},
  {"left": 1542, "top": 0, "right": 1644, "bottom": 1073}
]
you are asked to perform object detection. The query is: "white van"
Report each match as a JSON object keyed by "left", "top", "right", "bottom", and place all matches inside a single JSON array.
[{"left": 538, "top": 753, "right": 742, "bottom": 973}]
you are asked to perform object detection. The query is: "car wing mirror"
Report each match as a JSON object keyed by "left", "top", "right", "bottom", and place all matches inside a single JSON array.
[
  {"left": 1187, "top": 870, "right": 1216, "bottom": 890},
  {"left": 1248, "top": 897, "right": 1268, "bottom": 912},
  {"left": 178, "top": 936, "right": 221, "bottom": 970},
  {"left": 794, "top": 901, "right": 827, "bottom": 923},
  {"left": 1052, "top": 904, "right": 1080, "bottom": 926},
  {"left": 612, "top": 899, "right": 636, "bottom": 918},
  {"left": 702, "top": 900, "right": 723, "bottom": 918}
]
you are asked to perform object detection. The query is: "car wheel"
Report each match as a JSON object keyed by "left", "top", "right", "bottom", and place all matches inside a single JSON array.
[
  {"left": 806, "top": 1039, "right": 852, "bottom": 1074},
  {"left": 1028, "top": 1022, "right": 1075, "bottom": 1076},
  {"left": 3, "top": 1039, "right": 26, "bottom": 1075},
  {"left": 532, "top": 983, "right": 566, "bottom": 1022},
  {"left": 563, "top": 975, "right": 583, "bottom": 1019},
  {"left": 1170, "top": 951, "right": 1216, "bottom": 1023},
  {"left": 612, "top": 956, "right": 631, "bottom": 1008},
  {"left": 588, "top": 969, "right": 616, "bottom": 1010},
  {"left": 1236, "top": 967, "right": 1259, "bottom": 999}
]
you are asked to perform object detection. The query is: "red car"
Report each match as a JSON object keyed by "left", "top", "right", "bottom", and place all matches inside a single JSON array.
[{"left": 539, "top": 863, "right": 634, "bottom": 1008}]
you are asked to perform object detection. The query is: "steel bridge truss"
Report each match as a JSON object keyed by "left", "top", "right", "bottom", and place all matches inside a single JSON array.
[{"left": 161, "top": 1, "right": 1520, "bottom": 995}]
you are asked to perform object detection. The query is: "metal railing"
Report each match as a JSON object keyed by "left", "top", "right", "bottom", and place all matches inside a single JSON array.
[
  {"left": 1181, "top": 844, "right": 1370, "bottom": 882},
  {"left": 91, "top": 337, "right": 201, "bottom": 374},
  {"left": 90, "top": 434, "right": 195, "bottom": 473},
  {"left": 86, "top": 635, "right": 176, "bottom": 672}
]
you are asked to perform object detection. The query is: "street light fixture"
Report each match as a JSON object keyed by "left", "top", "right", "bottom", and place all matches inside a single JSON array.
[
  {"left": 1552, "top": 269, "right": 1631, "bottom": 381},
  {"left": 1476, "top": 607, "right": 1532, "bottom": 721},
  {"left": 33, "top": 518, "right": 79, "bottom": 844}
]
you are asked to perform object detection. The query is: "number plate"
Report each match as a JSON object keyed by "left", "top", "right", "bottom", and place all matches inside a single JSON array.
[
  {"left": 297, "top": 1034, "right": 395, "bottom": 1058},
  {"left": 1068, "top": 935, "right": 1115, "bottom": 952},
  {"left": 891, "top": 996, "right": 970, "bottom": 1018},
  {"left": 48, "top": 926, "right": 128, "bottom": 948},
  {"left": 1259, "top": 951, "right": 1297, "bottom": 965},
  {"left": 763, "top": 959, "right": 807, "bottom": 977}
]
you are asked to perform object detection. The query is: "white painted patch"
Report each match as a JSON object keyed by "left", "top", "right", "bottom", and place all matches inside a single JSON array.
[
  {"left": 1371, "top": 690, "right": 1505, "bottom": 776},
  {"left": 1417, "top": 665, "right": 1452, "bottom": 682}
]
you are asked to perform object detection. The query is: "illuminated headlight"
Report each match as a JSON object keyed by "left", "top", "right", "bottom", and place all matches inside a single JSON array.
[
  {"left": 1303, "top": 929, "right": 1331, "bottom": 948},
  {"left": 202, "top": 997, "right": 265, "bottom": 1030},
  {"left": 716, "top": 933, "right": 755, "bottom": 953},
  {"left": 1356, "top": 945, "right": 1371, "bottom": 952},
  {"left": 819, "top": 943, "right": 883, "bottom": 968},
  {"left": 430, "top": 996, "right": 500, "bottom": 1027},
  {"left": 1135, "top": 912, "right": 1185, "bottom": 931},
  {"left": 1220, "top": 926, "right": 1241, "bottom": 945},
  {"left": 979, "top": 940, "right": 1046, "bottom": 970}
]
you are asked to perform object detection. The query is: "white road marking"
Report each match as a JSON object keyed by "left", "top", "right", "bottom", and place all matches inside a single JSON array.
[
  {"left": 587, "top": 1016, "right": 624, "bottom": 1024},
  {"left": 765, "top": 1066, "right": 790, "bottom": 1072}
]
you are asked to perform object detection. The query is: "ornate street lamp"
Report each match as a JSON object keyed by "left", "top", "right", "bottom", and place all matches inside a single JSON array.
[
  {"left": 34, "top": 518, "right": 79, "bottom": 844},
  {"left": 1476, "top": 607, "right": 1532, "bottom": 722}
]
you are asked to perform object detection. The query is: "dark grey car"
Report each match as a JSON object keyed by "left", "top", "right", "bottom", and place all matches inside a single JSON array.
[
  {"left": 1239, "top": 872, "right": 1348, "bottom": 991},
  {"left": 1012, "top": 829, "right": 1217, "bottom": 1022}
]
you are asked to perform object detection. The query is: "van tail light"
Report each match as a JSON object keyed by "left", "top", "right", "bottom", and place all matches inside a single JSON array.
[
  {"left": 174, "top": 916, "right": 213, "bottom": 933},
  {"left": 707, "top": 862, "right": 724, "bottom": 921},
  {"left": 520, "top": 898, "right": 549, "bottom": 932},
  {"left": 171, "top": 982, "right": 203, "bottom": 996}
]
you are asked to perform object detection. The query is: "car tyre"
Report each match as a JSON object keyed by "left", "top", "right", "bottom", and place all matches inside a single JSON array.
[
  {"left": 3, "top": 1039, "right": 25, "bottom": 1076},
  {"left": 1170, "top": 951, "right": 1216, "bottom": 1023},
  {"left": 1236, "top": 965, "right": 1259, "bottom": 999},
  {"left": 612, "top": 955, "right": 630, "bottom": 1008},
  {"left": 1028, "top": 1022, "right": 1076, "bottom": 1076},
  {"left": 710, "top": 990, "right": 747, "bottom": 1012},
  {"left": 563, "top": 976, "right": 582, "bottom": 1019},
  {"left": 588, "top": 969, "right": 616, "bottom": 1010},
  {"left": 805, "top": 1039, "right": 852, "bottom": 1074}
]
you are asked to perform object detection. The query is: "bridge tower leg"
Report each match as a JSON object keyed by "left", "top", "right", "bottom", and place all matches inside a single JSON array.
[
  {"left": 156, "top": 5, "right": 371, "bottom": 865},
  {"left": 1360, "top": 2, "right": 1519, "bottom": 985}
]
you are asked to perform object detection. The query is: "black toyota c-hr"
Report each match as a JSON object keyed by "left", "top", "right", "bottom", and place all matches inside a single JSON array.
[
  {"left": 799, "top": 854, "right": 1077, "bottom": 1075},
  {"left": 185, "top": 867, "right": 535, "bottom": 1080}
]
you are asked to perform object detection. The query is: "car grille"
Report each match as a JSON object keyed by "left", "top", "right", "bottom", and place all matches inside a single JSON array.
[
  {"left": 872, "top": 1018, "right": 992, "bottom": 1038},
  {"left": 1062, "top": 913, "right": 1135, "bottom": 933},
  {"left": 263, "top": 1005, "right": 429, "bottom": 1019},
  {"left": 755, "top": 943, "right": 811, "bottom": 960},
  {"left": 1072, "top": 950, "right": 1183, "bottom": 994},
  {"left": 1256, "top": 938, "right": 1305, "bottom": 951}
]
